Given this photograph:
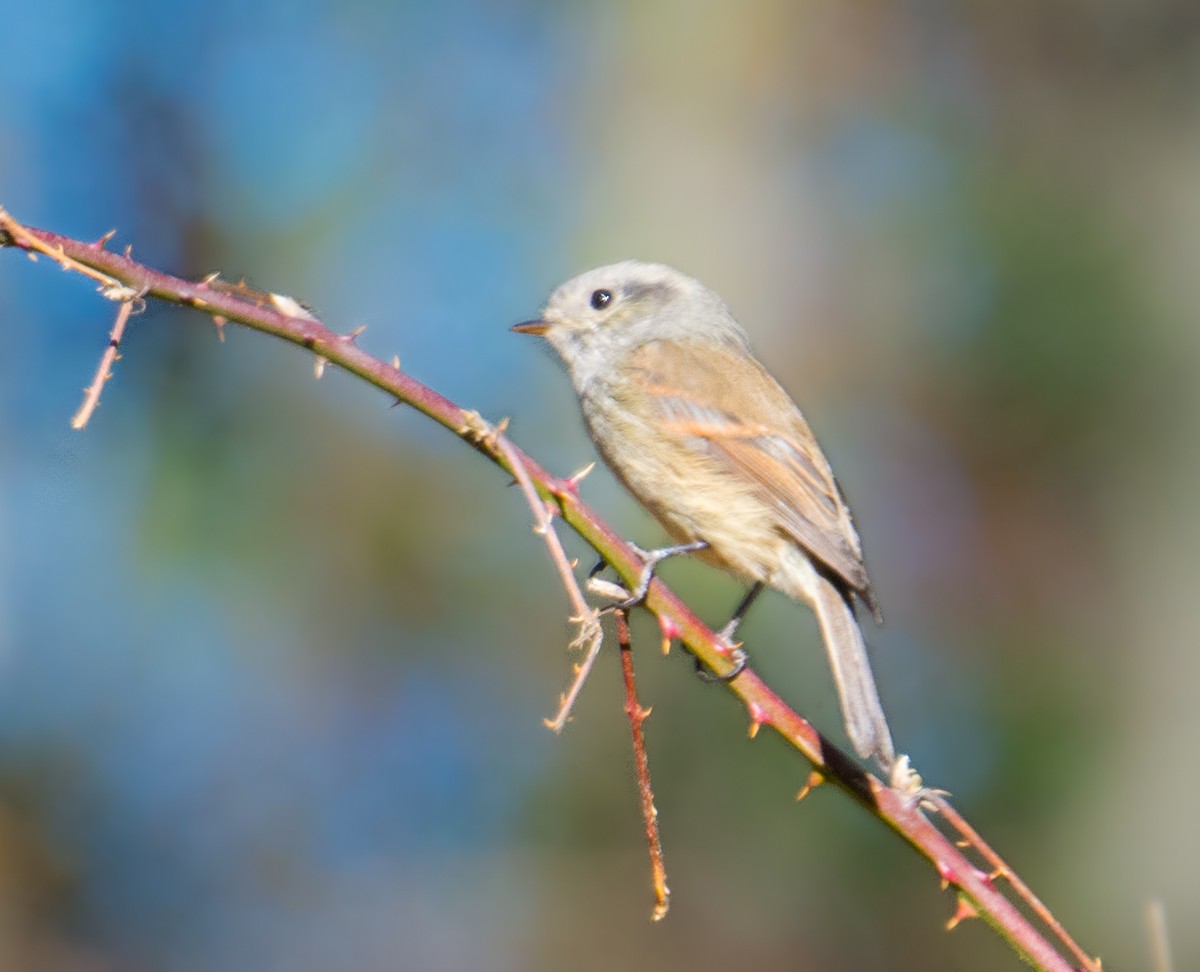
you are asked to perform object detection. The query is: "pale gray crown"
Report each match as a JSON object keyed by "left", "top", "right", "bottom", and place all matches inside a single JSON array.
[{"left": 537, "top": 260, "right": 749, "bottom": 392}]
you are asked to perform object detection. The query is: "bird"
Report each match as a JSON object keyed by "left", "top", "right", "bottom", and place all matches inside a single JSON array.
[{"left": 513, "top": 260, "right": 895, "bottom": 769}]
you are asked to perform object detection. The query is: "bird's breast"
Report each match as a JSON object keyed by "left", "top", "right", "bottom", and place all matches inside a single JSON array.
[{"left": 580, "top": 383, "right": 786, "bottom": 585}]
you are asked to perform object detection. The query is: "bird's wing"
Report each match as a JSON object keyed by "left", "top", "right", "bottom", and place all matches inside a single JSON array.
[{"left": 625, "top": 339, "right": 875, "bottom": 603}]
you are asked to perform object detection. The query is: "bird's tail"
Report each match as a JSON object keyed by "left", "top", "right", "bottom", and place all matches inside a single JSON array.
[
  {"left": 783, "top": 553, "right": 895, "bottom": 768},
  {"left": 812, "top": 576, "right": 894, "bottom": 767}
]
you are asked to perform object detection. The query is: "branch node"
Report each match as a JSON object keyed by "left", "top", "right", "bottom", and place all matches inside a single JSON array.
[
  {"left": 458, "top": 410, "right": 510, "bottom": 453},
  {"left": 269, "top": 292, "right": 318, "bottom": 320},
  {"left": 98, "top": 283, "right": 142, "bottom": 304}
]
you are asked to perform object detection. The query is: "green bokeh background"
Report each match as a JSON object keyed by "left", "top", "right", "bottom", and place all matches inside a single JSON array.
[{"left": 1, "top": 2, "right": 1198, "bottom": 970}]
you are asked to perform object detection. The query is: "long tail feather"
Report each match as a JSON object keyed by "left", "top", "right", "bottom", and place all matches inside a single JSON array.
[{"left": 809, "top": 575, "right": 895, "bottom": 767}]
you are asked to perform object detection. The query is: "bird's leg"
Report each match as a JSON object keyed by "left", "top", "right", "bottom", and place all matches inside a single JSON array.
[
  {"left": 688, "top": 582, "right": 764, "bottom": 682},
  {"left": 717, "top": 582, "right": 765, "bottom": 644},
  {"left": 614, "top": 540, "right": 709, "bottom": 609}
]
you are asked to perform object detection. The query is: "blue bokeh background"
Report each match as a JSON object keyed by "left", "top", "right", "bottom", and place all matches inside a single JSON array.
[{"left": 2, "top": 3, "right": 1198, "bottom": 970}]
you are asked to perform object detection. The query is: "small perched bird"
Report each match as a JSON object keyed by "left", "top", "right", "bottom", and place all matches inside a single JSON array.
[{"left": 513, "top": 261, "right": 895, "bottom": 769}]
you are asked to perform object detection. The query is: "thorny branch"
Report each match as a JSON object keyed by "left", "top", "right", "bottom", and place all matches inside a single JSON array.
[
  {"left": 0, "top": 207, "right": 1100, "bottom": 972},
  {"left": 471, "top": 417, "right": 604, "bottom": 731},
  {"left": 71, "top": 296, "right": 139, "bottom": 429},
  {"left": 614, "top": 609, "right": 670, "bottom": 921}
]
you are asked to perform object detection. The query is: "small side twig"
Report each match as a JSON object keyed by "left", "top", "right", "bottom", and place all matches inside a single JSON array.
[
  {"left": 483, "top": 423, "right": 603, "bottom": 732},
  {"left": 71, "top": 298, "right": 137, "bottom": 429},
  {"left": 927, "top": 793, "right": 1100, "bottom": 971},
  {"left": 614, "top": 609, "right": 669, "bottom": 921}
]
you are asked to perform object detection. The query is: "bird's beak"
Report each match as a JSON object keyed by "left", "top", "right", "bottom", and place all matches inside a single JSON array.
[{"left": 511, "top": 319, "right": 550, "bottom": 336}]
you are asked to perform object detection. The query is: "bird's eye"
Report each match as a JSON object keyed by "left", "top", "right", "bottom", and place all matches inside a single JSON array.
[{"left": 590, "top": 289, "right": 613, "bottom": 311}]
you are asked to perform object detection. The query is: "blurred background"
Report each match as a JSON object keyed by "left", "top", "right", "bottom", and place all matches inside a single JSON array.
[{"left": 1, "top": 1, "right": 1198, "bottom": 969}]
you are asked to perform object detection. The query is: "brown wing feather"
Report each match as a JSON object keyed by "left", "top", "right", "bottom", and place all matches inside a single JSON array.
[{"left": 626, "top": 339, "right": 875, "bottom": 602}]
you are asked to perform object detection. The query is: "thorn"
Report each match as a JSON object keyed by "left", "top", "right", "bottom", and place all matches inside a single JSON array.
[
  {"left": 342, "top": 323, "right": 367, "bottom": 343},
  {"left": 201, "top": 270, "right": 221, "bottom": 285},
  {"left": 314, "top": 356, "right": 327, "bottom": 379},
  {"left": 95, "top": 229, "right": 117, "bottom": 248},
  {"left": 795, "top": 770, "right": 824, "bottom": 802},
  {"left": 558, "top": 462, "right": 595, "bottom": 495},
  {"left": 746, "top": 701, "right": 770, "bottom": 738},
  {"left": 955, "top": 838, "right": 970, "bottom": 849},
  {"left": 988, "top": 866, "right": 1009, "bottom": 885},
  {"left": 123, "top": 243, "right": 133, "bottom": 257},
  {"left": 212, "top": 316, "right": 227, "bottom": 342},
  {"left": 936, "top": 860, "right": 957, "bottom": 890},
  {"left": 656, "top": 614, "right": 680, "bottom": 655},
  {"left": 945, "top": 894, "right": 978, "bottom": 931},
  {"left": 391, "top": 354, "right": 401, "bottom": 369}
]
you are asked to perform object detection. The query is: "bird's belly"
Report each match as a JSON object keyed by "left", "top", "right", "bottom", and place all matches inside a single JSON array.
[{"left": 587, "top": 413, "right": 786, "bottom": 585}]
